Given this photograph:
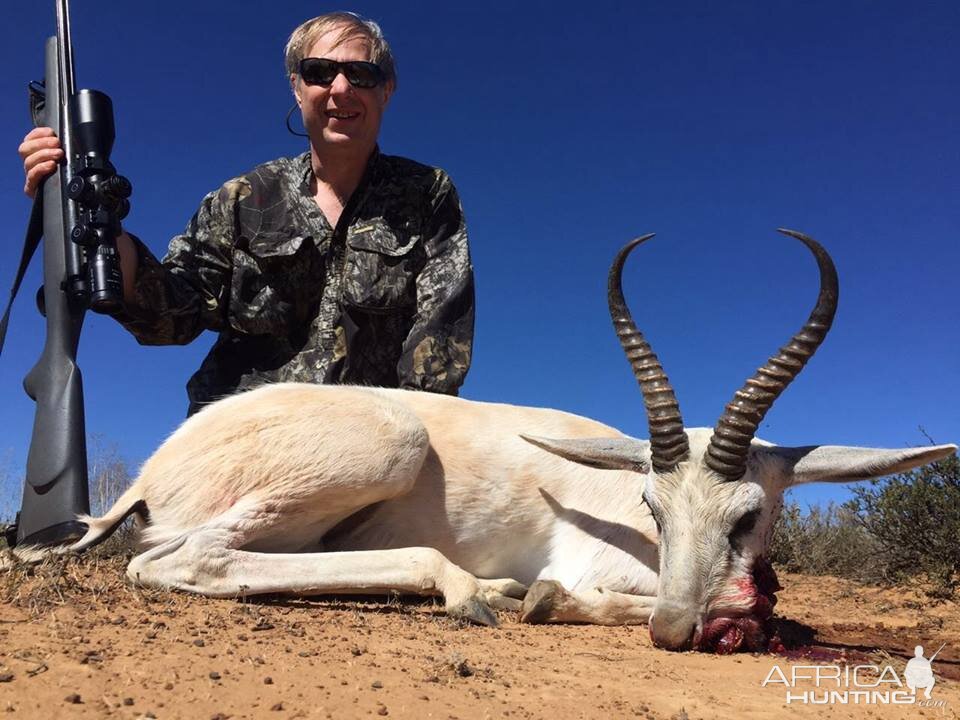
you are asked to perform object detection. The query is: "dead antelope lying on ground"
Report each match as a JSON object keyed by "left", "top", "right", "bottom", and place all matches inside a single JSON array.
[{"left": 23, "top": 230, "right": 956, "bottom": 653}]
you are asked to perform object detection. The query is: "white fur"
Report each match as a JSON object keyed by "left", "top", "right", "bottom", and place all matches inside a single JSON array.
[{"left": 14, "top": 381, "right": 955, "bottom": 632}]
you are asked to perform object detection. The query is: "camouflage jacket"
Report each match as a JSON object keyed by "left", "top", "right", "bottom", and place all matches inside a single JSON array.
[{"left": 112, "top": 150, "right": 474, "bottom": 415}]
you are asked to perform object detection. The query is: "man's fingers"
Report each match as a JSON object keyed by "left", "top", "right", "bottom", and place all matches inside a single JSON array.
[
  {"left": 18, "top": 134, "right": 62, "bottom": 161},
  {"left": 23, "top": 146, "right": 64, "bottom": 171},
  {"left": 25, "top": 160, "right": 59, "bottom": 199},
  {"left": 23, "top": 147, "right": 63, "bottom": 185},
  {"left": 27, "top": 160, "right": 59, "bottom": 181},
  {"left": 23, "top": 126, "right": 57, "bottom": 142},
  {"left": 20, "top": 148, "right": 63, "bottom": 199},
  {"left": 18, "top": 127, "right": 61, "bottom": 199}
]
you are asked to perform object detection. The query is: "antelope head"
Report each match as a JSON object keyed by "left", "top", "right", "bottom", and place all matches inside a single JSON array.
[{"left": 528, "top": 230, "right": 956, "bottom": 652}]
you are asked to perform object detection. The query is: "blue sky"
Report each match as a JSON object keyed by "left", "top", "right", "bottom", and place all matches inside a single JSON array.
[{"left": 0, "top": 1, "right": 957, "bottom": 515}]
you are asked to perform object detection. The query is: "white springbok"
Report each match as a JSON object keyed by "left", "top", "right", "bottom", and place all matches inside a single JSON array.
[{"left": 21, "top": 229, "right": 956, "bottom": 652}]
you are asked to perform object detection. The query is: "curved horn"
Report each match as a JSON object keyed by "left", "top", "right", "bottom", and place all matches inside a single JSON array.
[
  {"left": 609, "top": 234, "right": 689, "bottom": 474},
  {"left": 705, "top": 229, "right": 839, "bottom": 481}
]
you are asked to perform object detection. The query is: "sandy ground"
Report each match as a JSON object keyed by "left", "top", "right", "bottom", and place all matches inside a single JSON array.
[{"left": 0, "top": 551, "right": 957, "bottom": 719}]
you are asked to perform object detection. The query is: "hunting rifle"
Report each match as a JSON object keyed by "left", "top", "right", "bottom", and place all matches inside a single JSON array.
[{"left": 1, "top": 0, "right": 131, "bottom": 549}]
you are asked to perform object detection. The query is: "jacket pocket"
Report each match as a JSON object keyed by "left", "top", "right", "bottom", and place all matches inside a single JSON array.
[
  {"left": 229, "top": 233, "right": 324, "bottom": 336},
  {"left": 343, "top": 225, "right": 419, "bottom": 312}
]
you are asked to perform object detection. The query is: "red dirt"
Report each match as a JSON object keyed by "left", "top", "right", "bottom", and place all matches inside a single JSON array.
[{"left": 0, "top": 553, "right": 957, "bottom": 719}]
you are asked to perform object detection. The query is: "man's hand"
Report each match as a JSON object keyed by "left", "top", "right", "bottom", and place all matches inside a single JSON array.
[
  {"left": 18, "top": 126, "right": 63, "bottom": 199},
  {"left": 19, "top": 126, "right": 140, "bottom": 302}
]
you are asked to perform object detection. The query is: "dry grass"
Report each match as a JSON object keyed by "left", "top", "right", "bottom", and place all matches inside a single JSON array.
[{"left": 0, "top": 529, "right": 177, "bottom": 619}]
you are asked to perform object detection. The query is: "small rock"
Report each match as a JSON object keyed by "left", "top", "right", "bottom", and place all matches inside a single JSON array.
[
  {"left": 271, "top": 702, "right": 284, "bottom": 711},
  {"left": 164, "top": 682, "right": 174, "bottom": 690},
  {"left": 0, "top": 674, "right": 12, "bottom": 683},
  {"left": 209, "top": 671, "right": 222, "bottom": 680},
  {"left": 211, "top": 713, "right": 229, "bottom": 720},
  {"left": 122, "top": 697, "right": 134, "bottom": 706},
  {"left": 252, "top": 619, "right": 274, "bottom": 632},
  {"left": 377, "top": 706, "right": 389, "bottom": 716},
  {"left": 193, "top": 639, "right": 206, "bottom": 647},
  {"left": 371, "top": 680, "right": 383, "bottom": 689},
  {"left": 145, "top": 631, "right": 157, "bottom": 639},
  {"left": 64, "top": 693, "right": 82, "bottom": 704},
  {"left": 263, "top": 677, "right": 274, "bottom": 685}
]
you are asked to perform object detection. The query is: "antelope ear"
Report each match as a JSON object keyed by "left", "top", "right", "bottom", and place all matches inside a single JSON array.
[
  {"left": 520, "top": 435, "right": 651, "bottom": 474},
  {"left": 761, "top": 444, "right": 957, "bottom": 486}
]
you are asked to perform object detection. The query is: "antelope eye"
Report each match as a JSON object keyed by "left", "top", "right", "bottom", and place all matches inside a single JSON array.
[{"left": 729, "top": 509, "right": 760, "bottom": 541}]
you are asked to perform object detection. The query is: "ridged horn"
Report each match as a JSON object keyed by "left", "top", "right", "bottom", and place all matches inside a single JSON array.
[
  {"left": 705, "top": 229, "right": 839, "bottom": 481},
  {"left": 609, "top": 234, "right": 689, "bottom": 474}
]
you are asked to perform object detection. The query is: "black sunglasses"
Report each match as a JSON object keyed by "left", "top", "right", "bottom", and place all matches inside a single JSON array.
[{"left": 298, "top": 58, "right": 386, "bottom": 89}]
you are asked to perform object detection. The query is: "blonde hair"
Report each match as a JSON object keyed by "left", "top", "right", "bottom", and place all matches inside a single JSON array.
[{"left": 285, "top": 12, "right": 397, "bottom": 86}]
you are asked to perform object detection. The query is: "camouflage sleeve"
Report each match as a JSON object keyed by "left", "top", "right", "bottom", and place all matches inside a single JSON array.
[
  {"left": 396, "top": 172, "right": 475, "bottom": 394},
  {"left": 110, "top": 181, "right": 244, "bottom": 345}
]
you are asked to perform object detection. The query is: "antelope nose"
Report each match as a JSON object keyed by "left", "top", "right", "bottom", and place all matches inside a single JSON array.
[{"left": 650, "top": 604, "right": 698, "bottom": 651}]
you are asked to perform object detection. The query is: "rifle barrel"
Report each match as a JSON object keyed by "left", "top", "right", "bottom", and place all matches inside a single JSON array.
[
  {"left": 54, "top": 0, "right": 84, "bottom": 296},
  {"left": 55, "top": 0, "right": 75, "bottom": 96}
]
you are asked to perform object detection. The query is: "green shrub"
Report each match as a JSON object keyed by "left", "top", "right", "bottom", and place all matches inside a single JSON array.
[
  {"left": 768, "top": 500, "right": 881, "bottom": 580},
  {"left": 770, "top": 451, "right": 960, "bottom": 597},
  {"left": 847, "top": 452, "right": 960, "bottom": 596}
]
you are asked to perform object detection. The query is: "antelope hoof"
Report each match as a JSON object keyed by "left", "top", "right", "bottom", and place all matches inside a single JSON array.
[
  {"left": 449, "top": 597, "right": 499, "bottom": 627},
  {"left": 499, "top": 580, "right": 529, "bottom": 599},
  {"left": 486, "top": 595, "right": 523, "bottom": 612},
  {"left": 520, "top": 579, "right": 565, "bottom": 624},
  {"left": 478, "top": 578, "right": 528, "bottom": 611}
]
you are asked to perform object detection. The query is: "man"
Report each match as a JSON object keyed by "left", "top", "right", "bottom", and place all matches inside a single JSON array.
[{"left": 18, "top": 12, "right": 474, "bottom": 415}]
